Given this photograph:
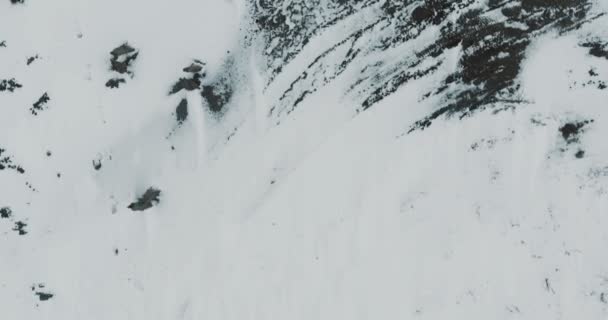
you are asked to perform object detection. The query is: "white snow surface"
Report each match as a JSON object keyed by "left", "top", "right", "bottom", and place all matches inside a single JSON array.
[{"left": 1, "top": 0, "right": 608, "bottom": 319}]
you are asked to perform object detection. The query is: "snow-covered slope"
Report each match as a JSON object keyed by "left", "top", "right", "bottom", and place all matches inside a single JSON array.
[{"left": 1, "top": 0, "right": 608, "bottom": 319}]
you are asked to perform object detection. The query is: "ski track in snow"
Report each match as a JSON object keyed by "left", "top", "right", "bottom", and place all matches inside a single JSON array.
[{"left": 1, "top": 0, "right": 608, "bottom": 319}]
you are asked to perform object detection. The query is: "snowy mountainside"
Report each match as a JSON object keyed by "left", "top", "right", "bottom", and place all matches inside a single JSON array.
[{"left": 1, "top": 0, "right": 608, "bottom": 319}]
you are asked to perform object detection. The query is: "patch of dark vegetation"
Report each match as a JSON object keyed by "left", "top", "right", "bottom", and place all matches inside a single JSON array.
[
  {"left": 26, "top": 55, "right": 39, "bottom": 66},
  {"left": 10, "top": 0, "right": 24, "bottom": 4},
  {"left": 575, "top": 149, "right": 585, "bottom": 158},
  {"left": 0, "top": 41, "right": 6, "bottom": 47},
  {"left": 175, "top": 99, "right": 188, "bottom": 124},
  {"left": 0, "top": 78, "right": 22, "bottom": 92},
  {"left": 0, "top": 148, "right": 25, "bottom": 174},
  {"left": 581, "top": 40, "right": 608, "bottom": 60},
  {"left": 559, "top": 120, "right": 593, "bottom": 144},
  {"left": 105, "top": 78, "right": 125, "bottom": 89},
  {"left": 128, "top": 187, "right": 161, "bottom": 211},
  {"left": 0, "top": 207, "right": 12, "bottom": 219},
  {"left": 30, "top": 92, "right": 50, "bottom": 115},
  {"left": 12, "top": 220, "right": 27, "bottom": 235}
]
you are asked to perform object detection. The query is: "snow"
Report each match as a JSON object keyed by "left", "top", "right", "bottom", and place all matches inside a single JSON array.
[{"left": 1, "top": 0, "right": 608, "bottom": 319}]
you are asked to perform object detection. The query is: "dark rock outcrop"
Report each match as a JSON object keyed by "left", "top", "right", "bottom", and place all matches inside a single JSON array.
[
  {"left": 0, "top": 78, "right": 22, "bottom": 92},
  {"left": 128, "top": 187, "right": 161, "bottom": 211},
  {"left": 252, "top": 0, "right": 598, "bottom": 131},
  {"left": 176, "top": 99, "right": 188, "bottom": 123},
  {"left": 30, "top": 93, "right": 50, "bottom": 115},
  {"left": 106, "top": 43, "right": 139, "bottom": 88}
]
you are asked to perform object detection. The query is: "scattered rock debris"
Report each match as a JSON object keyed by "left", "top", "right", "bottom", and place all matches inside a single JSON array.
[
  {"left": 575, "top": 150, "right": 585, "bottom": 159},
  {"left": 0, "top": 41, "right": 6, "bottom": 47},
  {"left": 30, "top": 92, "right": 50, "bottom": 115},
  {"left": 0, "top": 148, "right": 25, "bottom": 174},
  {"left": 0, "top": 78, "right": 22, "bottom": 92},
  {"left": 25, "top": 181, "right": 37, "bottom": 192},
  {"left": 128, "top": 187, "right": 161, "bottom": 211},
  {"left": 10, "top": 0, "right": 24, "bottom": 4},
  {"left": 12, "top": 221, "right": 27, "bottom": 235},
  {"left": 571, "top": 67, "right": 607, "bottom": 90}
]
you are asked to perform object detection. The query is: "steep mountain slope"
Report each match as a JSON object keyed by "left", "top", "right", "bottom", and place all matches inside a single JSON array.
[{"left": 1, "top": 0, "right": 608, "bottom": 319}]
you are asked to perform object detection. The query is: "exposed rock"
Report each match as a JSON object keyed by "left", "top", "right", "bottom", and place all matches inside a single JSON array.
[
  {"left": 105, "top": 78, "right": 126, "bottom": 89},
  {"left": 183, "top": 60, "right": 205, "bottom": 73},
  {"left": 176, "top": 99, "right": 188, "bottom": 123},
  {"left": 253, "top": 0, "right": 594, "bottom": 130},
  {"left": 169, "top": 75, "right": 202, "bottom": 94},
  {"left": 12, "top": 221, "right": 27, "bottom": 235},
  {"left": 107, "top": 43, "right": 139, "bottom": 87},
  {"left": 581, "top": 41, "right": 608, "bottom": 59},
  {"left": 30, "top": 92, "right": 50, "bottom": 115},
  {"left": 26, "top": 55, "right": 39, "bottom": 65},
  {"left": 110, "top": 43, "right": 136, "bottom": 58},
  {"left": 92, "top": 159, "right": 102, "bottom": 170},
  {"left": 0, "top": 207, "right": 12, "bottom": 219},
  {"left": 559, "top": 120, "right": 593, "bottom": 144},
  {"left": 35, "top": 292, "right": 53, "bottom": 301},
  {"left": 128, "top": 187, "right": 161, "bottom": 211},
  {"left": 0, "top": 78, "right": 22, "bottom": 92},
  {"left": 0, "top": 148, "right": 25, "bottom": 174},
  {"left": 201, "top": 82, "right": 233, "bottom": 113}
]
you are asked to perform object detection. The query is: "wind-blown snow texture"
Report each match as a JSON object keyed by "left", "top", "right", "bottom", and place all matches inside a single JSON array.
[{"left": 1, "top": 0, "right": 608, "bottom": 319}]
